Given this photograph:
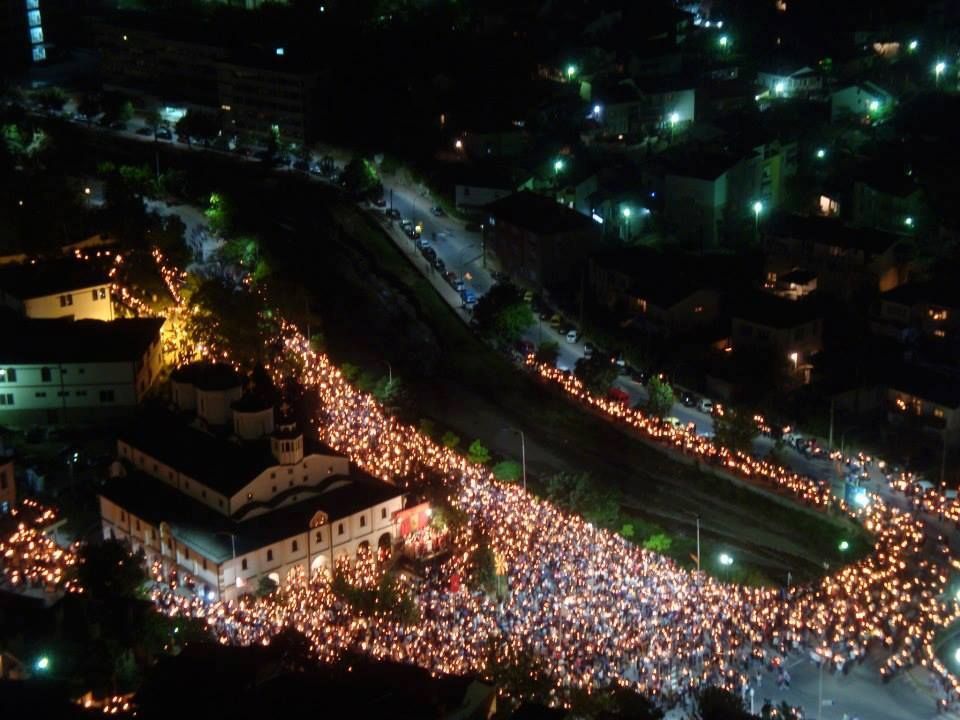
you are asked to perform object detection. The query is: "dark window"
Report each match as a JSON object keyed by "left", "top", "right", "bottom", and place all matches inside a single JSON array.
[
  {"left": 272, "top": 485, "right": 277, "bottom": 493},
  {"left": 0, "top": 369, "right": 14, "bottom": 382},
  {"left": 41, "top": 367, "right": 51, "bottom": 382},
  {"left": 291, "top": 540, "right": 298, "bottom": 552},
  {"left": 360, "top": 515, "right": 366, "bottom": 527},
  {"left": 99, "top": 389, "right": 115, "bottom": 403},
  {"left": 76, "top": 390, "right": 87, "bottom": 397},
  {"left": 315, "top": 531, "right": 322, "bottom": 544},
  {"left": 0, "top": 394, "right": 13, "bottom": 406},
  {"left": 34, "top": 392, "right": 46, "bottom": 398},
  {"left": 338, "top": 523, "right": 344, "bottom": 536},
  {"left": 59, "top": 294, "right": 73, "bottom": 307},
  {"left": 241, "top": 558, "right": 248, "bottom": 571},
  {"left": 381, "top": 508, "right": 387, "bottom": 519},
  {"left": 266, "top": 549, "right": 273, "bottom": 562}
]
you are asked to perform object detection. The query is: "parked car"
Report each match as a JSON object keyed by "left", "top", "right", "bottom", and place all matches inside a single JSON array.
[
  {"left": 516, "top": 339, "right": 535, "bottom": 356},
  {"left": 293, "top": 159, "right": 310, "bottom": 172},
  {"left": 663, "top": 416, "right": 683, "bottom": 429},
  {"left": 679, "top": 390, "right": 697, "bottom": 407},
  {"left": 135, "top": 126, "right": 154, "bottom": 136},
  {"left": 421, "top": 247, "right": 437, "bottom": 263},
  {"left": 583, "top": 342, "right": 595, "bottom": 359},
  {"left": 416, "top": 237, "right": 430, "bottom": 250},
  {"left": 386, "top": 208, "right": 401, "bottom": 220},
  {"left": 461, "top": 288, "right": 477, "bottom": 305},
  {"left": 549, "top": 314, "right": 564, "bottom": 329},
  {"left": 443, "top": 271, "right": 458, "bottom": 286},
  {"left": 697, "top": 398, "right": 714, "bottom": 414},
  {"left": 371, "top": 196, "right": 387, "bottom": 208},
  {"left": 155, "top": 127, "right": 173, "bottom": 141},
  {"left": 607, "top": 387, "right": 630, "bottom": 405},
  {"left": 108, "top": 121, "right": 127, "bottom": 131},
  {"left": 430, "top": 206, "right": 446, "bottom": 217},
  {"left": 433, "top": 257, "right": 445, "bottom": 273},
  {"left": 630, "top": 368, "right": 650, "bottom": 385},
  {"left": 566, "top": 329, "right": 579, "bottom": 343},
  {"left": 453, "top": 278, "right": 465, "bottom": 293},
  {"left": 465, "top": 221, "right": 483, "bottom": 232},
  {"left": 405, "top": 226, "right": 421, "bottom": 240}
]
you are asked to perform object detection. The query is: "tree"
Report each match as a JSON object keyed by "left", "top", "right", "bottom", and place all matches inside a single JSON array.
[
  {"left": 76, "top": 93, "right": 102, "bottom": 123},
  {"left": 145, "top": 213, "right": 191, "bottom": 268},
  {"left": 340, "top": 363, "right": 361, "bottom": 383},
  {"left": 418, "top": 418, "right": 436, "bottom": 438},
  {"left": 544, "top": 472, "right": 622, "bottom": 529},
  {"left": 535, "top": 341, "right": 559, "bottom": 366},
  {"left": 101, "top": 92, "right": 134, "bottom": 125},
  {"left": 620, "top": 523, "right": 636, "bottom": 540},
  {"left": 574, "top": 354, "right": 620, "bottom": 394},
  {"left": 471, "top": 282, "right": 534, "bottom": 347},
  {"left": 492, "top": 460, "right": 523, "bottom": 483},
  {"left": 77, "top": 540, "right": 147, "bottom": 600},
  {"left": 714, "top": 407, "right": 758, "bottom": 454},
  {"left": 342, "top": 156, "right": 381, "bottom": 198},
  {"left": 696, "top": 686, "right": 753, "bottom": 720},
  {"left": 611, "top": 687, "right": 665, "bottom": 719},
  {"left": 205, "top": 192, "right": 235, "bottom": 237},
  {"left": 441, "top": 431, "right": 460, "bottom": 449},
  {"left": 257, "top": 575, "right": 278, "bottom": 597},
  {"left": 467, "top": 439, "right": 491, "bottom": 465},
  {"left": 188, "top": 278, "right": 270, "bottom": 364},
  {"left": 32, "top": 87, "right": 67, "bottom": 112},
  {"left": 643, "top": 533, "right": 673, "bottom": 554},
  {"left": 646, "top": 376, "right": 675, "bottom": 418},
  {"left": 144, "top": 108, "right": 162, "bottom": 135},
  {"left": 175, "top": 110, "right": 221, "bottom": 148}
]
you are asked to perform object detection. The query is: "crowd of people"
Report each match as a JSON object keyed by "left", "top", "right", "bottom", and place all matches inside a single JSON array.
[{"left": 5, "top": 243, "right": 958, "bottom": 713}]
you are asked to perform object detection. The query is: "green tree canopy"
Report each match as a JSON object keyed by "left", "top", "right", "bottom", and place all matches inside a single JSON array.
[
  {"left": 535, "top": 340, "right": 559, "bottom": 366},
  {"left": 77, "top": 540, "right": 147, "bottom": 600},
  {"left": 544, "top": 472, "right": 621, "bottom": 529},
  {"left": 643, "top": 532, "right": 673, "bottom": 554},
  {"left": 342, "top": 156, "right": 381, "bottom": 198},
  {"left": 467, "top": 439, "right": 491, "bottom": 465},
  {"left": 441, "top": 431, "right": 461, "bottom": 449},
  {"left": 145, "top": 213, "right": 191, "bottom": 268},
  {"left": 492, "top": 460, "right": 523, "bottom": 483},
  {"left": 646, "top": 376, "right": 675, "bottom": 418},
  {"left": 713, "top": 406, "right": 758, "bottom": 454},
  {"left": 696, "top": 686, "right": 753, "bottom": 720},
  {"left": 574, "top": 354, "right": 620, "bottom": 394},
  {"left": 176, "top": 110, "right": 221, "bottom": 147},
  {"left": 472, "top": 282, "right": 534, "bottom": 347}
]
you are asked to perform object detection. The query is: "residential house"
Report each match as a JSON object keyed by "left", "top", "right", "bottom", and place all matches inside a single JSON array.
[
  {"left": 0, "top": 258, "right": 113, "bottom": 321},
  {"left": 772, "top": 269, "right": 818, "bottom": 300},
  {"left": 763, "top": 213, "right": 908, "bottom": 298},
  {"left": 731, "top": 292, "right": 823, "bottom": 381},
  {"left": 852, "top": 166, "right": 925, "bottom": 234},
  {"left": 454, "top": 164, "right": 531, "bottom": 212},
  {"left": 0, "top": 457, "right": 13, "bottom": 513},
  {"left": 885, "top": 367, "right": 960, "bottom": 446},
  {"left": 589, "top": 248, "right": 720, "bottom": 336},
  {"left": 657, "top": 148, "right": 743, "bottom": 249},
  {"left": 484, "top": 192, "right": 600, "bottom": 291},
  {"left": 100, "top": 390, "right": 406, "bottom": 602},
  {"left": 594, "top": 76, "right": 695, "bottom": 136},
  {"left": 757, "top": 63, "right": 823, "bottom": 98},
  {"left": 0, "top": 317, "right": 165, "bottom": 424},
  {"left": 874, "top": 281, "right": 960, "bottom": 343},
  {"left": 830, "top": 81, "right": 895, "bottom": 121}
]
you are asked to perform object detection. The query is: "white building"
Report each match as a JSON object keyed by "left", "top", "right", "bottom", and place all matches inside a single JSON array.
[
  {"left": 99, "top": 372, "right": 406, "bottom": 602},
  {"left": 757, "top": 65, "right": 823, "bottom": 98},
  {"left": 830, "top": 82, "right": 895, "bottom": 121},
  {"left": 0, "top": 258, "right": 114, "bottom": 321},
  {"left": 0, "top": 317, "right": 165, "bottom": 424}
]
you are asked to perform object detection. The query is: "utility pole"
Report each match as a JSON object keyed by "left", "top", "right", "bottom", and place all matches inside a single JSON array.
[
  {"left": 519, "top": 430, "right": 527, "bottom": 492},
  {"left": 695, "top": 513, "right": 701, "bottom": 572},
  {"left": 941, "top": 435, "right": 948, "bottom": 489},
  {"left": 828, "top": 398, "right": 835, "bottom": 450}
]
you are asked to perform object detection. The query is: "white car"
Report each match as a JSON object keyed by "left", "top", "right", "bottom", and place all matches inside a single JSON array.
[
  {"left": 566, "top": 329, "right": 579, "bottom": 343},
  {"left": 697, "top": 398, "right": 714, "bottom": 414}
]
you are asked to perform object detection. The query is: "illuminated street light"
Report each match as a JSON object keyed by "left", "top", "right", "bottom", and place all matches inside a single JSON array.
[
  {"left": 593, "top": 104, "right": 602, "bottom": 117},
  {"left": 904, "top": 216, "right": 914, "bottom": 228},
  {"left": 622, "top": 206, "right": 632, "bottom": 218},
  {"left": 774, "top": 81, "right": 785, "bottom": 95},
  {"left": 566, "top": 64, "right": 577, "bottom": 79},
  {"left": 935, "top": 61, "right": 947, "bottom": 85},
  {"left": 816, "top": 148, "right": 826, "bottom": 159},
  {"left": 909, "top": 39, "right": 919, "bottom": 52},
  {"left": 719, "top": 35, "right": 729, "bottom": 48},
  {"left": 853, "top": 490, "right": 870, "bottom": 508},
  {"left": 838, "top": 540, "right": 850, "bottom": 552},
  {"left": 718, "top": 553, "right": 733, "bottom": 566},
  {"left": 869, "top": 99, "right": 880, "bottom": 112},
  {"left": 553, "top": 159, "right": 565, "bottom": 174},
  {"left": 669, "top": 112, "right": 680, "bottom": 125},
  {"left": 35, "top": 656, "right": 50, "bottom": 672},
  {"left": 454, "top": 139, "right": 463, "bottom": 150}
]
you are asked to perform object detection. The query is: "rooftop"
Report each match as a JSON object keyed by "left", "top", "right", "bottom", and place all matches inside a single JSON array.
[
  {"left": 765, "top": 213, "right": 902, "bottom": 255},
  {"left": 486, "top": 191, "right": 598, "bottom": 235},
  {"left": 170, "top": 361, "right": 242, "bottom": 392},
  {"left": 887, "top": 365, "right": 960, "bottom": 409},
  {"left": 117, "top": 411, "right": 339, "bottom": 497},
  {"left": 733, "top": 291, "right": 821, "bottom": 329},
  {"left": 881, "top": 280, "right": 960, "bottom": 309},
  {"left": 591, "top": 248, "right": 714, "bottom": 308},
  {"left": 661, "top": 145, "right": 741, "bottom": 181},
  {"left": 0, "top": 258, "right": 110, "bottom": 301},
  {"left": 0, "top": 317, "right": 163, "bottom": 364}
]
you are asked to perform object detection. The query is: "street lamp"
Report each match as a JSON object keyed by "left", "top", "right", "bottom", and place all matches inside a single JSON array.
[
  {"left": 816, "top": 148, "right": 826, "bottom": 159},
  {"left": 838, "top": 539, "right": 850, "bottom": 552},
  {"left": 869, "top": 99, "right": 880, "bottom": 113},
  {"left": 553, "top": 159, "right": 565, "bottom": 175},
  {"left": 774, "top": 81, "right": 785, "bottom": 96},
  {"left": 454, "top": 139, "right": 463, "bottom": 151},
  {"left": 935, "top": 61, "right": 947, "bottom": 85},
  {"left": 622, "top": 206, "right": 632, "bottom": 241},
  {"left": 718, "top": 35, "right": 729, "bottom": 49},
  {"left": 909, "top": 39, "right": 919, "bottom": 52},
  {"left": 566, "top": 64, "right": 577, "bottom": 79},
  {"left": 752, "top": 200, "right": 764, "bottom": 234},
  {"left": 904, "top": 216, "right": 914, "bottom": 228},
  {"left": 35, "top": 656, "right": 50, "bottom": 672},
  {"left": 718, "top": 552, "right": 733, "bottom": 566}
]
